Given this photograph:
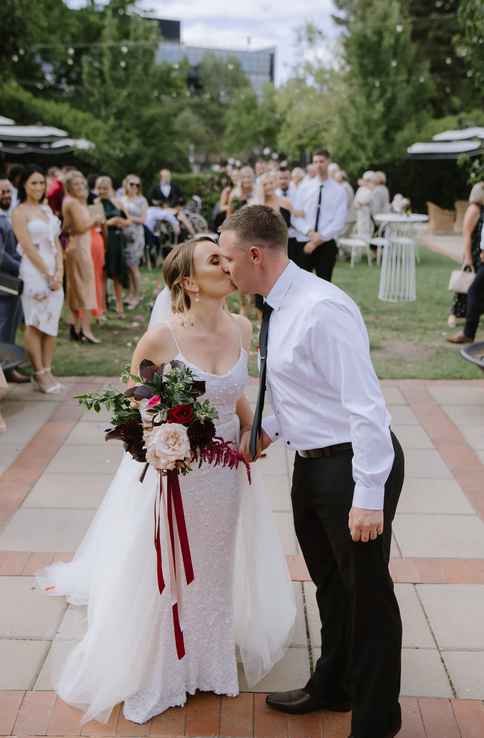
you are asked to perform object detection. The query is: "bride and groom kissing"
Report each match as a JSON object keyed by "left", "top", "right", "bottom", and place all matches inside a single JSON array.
[{"left": 38, "top": 204, "right": 404, "bottom": 738}]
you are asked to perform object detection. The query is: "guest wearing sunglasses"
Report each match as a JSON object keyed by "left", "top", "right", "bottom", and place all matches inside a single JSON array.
[{"left": 120, "top": 176, "right": 148, "bottom": 310}]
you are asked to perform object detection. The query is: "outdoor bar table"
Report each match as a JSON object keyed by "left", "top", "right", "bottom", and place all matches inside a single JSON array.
[{"left": 374, "top": 213, "right": 428, "bottom": 302}]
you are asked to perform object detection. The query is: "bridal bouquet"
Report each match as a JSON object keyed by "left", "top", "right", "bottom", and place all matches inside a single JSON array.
[
  {"left": 76, "top": 358, "right": 247, "bottom": 476},
  {"left": 76, "top": 360, "right": 249, "bottom": 659}
]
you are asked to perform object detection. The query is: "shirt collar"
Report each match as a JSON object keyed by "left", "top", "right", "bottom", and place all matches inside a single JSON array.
[{"left": 265, "top": 260, "right": 298, "bottom": 311}]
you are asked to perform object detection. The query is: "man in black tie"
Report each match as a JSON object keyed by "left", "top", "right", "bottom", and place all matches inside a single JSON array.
[
  {"left": 295, "top": 150, "right": 347, "bottom": 282},
  {"left": 0, "top": 179, "right": 26, "bottom": 383},
  {"left": 220, "top": 204, "right": 404, "bottom": 738},
  {"left": 149, "top": 168, "right": 184, "bottom": 207}
]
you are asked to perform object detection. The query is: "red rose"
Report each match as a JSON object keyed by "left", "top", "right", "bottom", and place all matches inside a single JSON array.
[{"left": 167, "top": 404, "right": 194, "bottom": 425}]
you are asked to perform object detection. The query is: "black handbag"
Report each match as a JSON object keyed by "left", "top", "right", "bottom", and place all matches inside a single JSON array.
[{"left": 0, "top": 272, "right": 23, "bottom": 297}]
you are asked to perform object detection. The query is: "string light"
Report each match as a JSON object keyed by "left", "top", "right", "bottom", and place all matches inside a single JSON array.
[
  {"left": 12, "top": 54, "right": 19, "bottom": 62},
  {"left": 396, "top": 24, "right": 403, "bottom": 33}
]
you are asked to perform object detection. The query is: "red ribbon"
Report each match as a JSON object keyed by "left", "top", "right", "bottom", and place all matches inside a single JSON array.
[{"left": 154, "top": 469, "right": 195, "bottom": 660}]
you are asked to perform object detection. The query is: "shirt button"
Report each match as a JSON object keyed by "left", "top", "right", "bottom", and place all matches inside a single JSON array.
[
  {"left": 286, "top": 441, "right": 291, "bottom": 446},
  {"left": 275, "top": 432, "right": 279, "bottom": 437}
]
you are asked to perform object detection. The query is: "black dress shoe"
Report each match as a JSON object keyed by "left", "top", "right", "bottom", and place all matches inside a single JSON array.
[
  {"left": 5, "top": 369, "right": 30, "bottom": 384},
  {"left": 266, "top": 688, "right": 351, "bottom": 715}
]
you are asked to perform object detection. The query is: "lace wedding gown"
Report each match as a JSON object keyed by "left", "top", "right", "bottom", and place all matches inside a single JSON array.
[{"left": 38, "top": 326, "right": 295, "bottom": 725}]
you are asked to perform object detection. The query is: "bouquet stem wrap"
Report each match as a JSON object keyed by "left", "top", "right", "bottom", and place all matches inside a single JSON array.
[{"left": 154, "top": 469, "right": 195, "bottom": 659}]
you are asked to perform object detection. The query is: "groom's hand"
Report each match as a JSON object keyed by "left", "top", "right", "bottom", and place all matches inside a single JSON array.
[
  {"left": 239, "top": 428, "right": 271, "bottom": 462},
  {"left": 348, "top": 507, "right": 384, "bottom": 543}
]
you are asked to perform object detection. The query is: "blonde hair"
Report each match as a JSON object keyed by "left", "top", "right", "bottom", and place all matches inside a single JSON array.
[
  {"left": 255, "top": 171, "right": 277, "bottom": 205},
  {"left": 163, "top": 236, "right": 217, "bottom": 313},
  {"left": 122, "top": 174, "right": 142, "bottom": 195},
  {"left": 95, "top": 175, "right": 113, "bottom": 193},
  {"left": 469, "top": 182, "right": 484, "bottom": 206},
  {"left": 63, "top": 170, "right": 86, "bottom": 195},
  {"left": 375, "top": 171, "right": 387, "bottom": 185}
]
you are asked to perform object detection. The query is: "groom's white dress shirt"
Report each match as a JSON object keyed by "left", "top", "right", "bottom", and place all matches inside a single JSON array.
[{"left": 261, "top": 260, "right": 394, "bottom": 510}]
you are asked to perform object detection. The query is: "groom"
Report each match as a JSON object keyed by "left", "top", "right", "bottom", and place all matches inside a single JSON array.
[{"left": 219, "top": 205, "right": 404, "bottom": 738}]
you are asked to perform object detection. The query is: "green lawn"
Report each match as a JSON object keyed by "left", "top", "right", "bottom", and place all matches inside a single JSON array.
[{"left": 43, "top": 247, "right": 482, "bottom": 380}]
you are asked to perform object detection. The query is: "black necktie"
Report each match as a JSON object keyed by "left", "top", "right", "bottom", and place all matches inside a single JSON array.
[
  {"left": 314, "top": 184, "right": 324, "bottom": 231},
  {"left": 249, "top": 302, "right": 273, "bottom": 461}
]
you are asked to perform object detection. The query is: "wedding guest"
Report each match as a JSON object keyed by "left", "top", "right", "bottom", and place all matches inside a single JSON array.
[
  {"left": 334, "top": 169, "right": 356, "bottom": 237},
  {"left": 373, "top": 171, "right": 390, "bottom": 214},
  {"left": 86, "top": 174, "right": 99, "bottom": 205},
  {"left": 47, "top": 167, "right": 64, "bottom": 217},
  {"left": 0, "top": 179, "right": 28, "bottom": 383},
  {"left": 276, "top": 168, "right": 294, "bottom": 199},
  {"left": 328, "top": 162, "right": 341, "bottom": 180},
  {"left": 305, "top": 163, "right": 317, "bottom": 181},
  {"left": 12, "top": 166, "right": 64, "bottom": 393},
  {"left": 120, "top": 175, "right": 148, "bottom": 310},
  {"left": 256, "top": 173, "right": 291, "bottom": 227},
  {"left": 88, "top": 201, "right": 106, "bottom": 322},
  {"left": 149, "top": 169, "right": 195, "bottom": 238},
  {"left": 7, "top": 164, "right": 25, "bottom": 216},
  {"left": 95, "top": 176, "right": 130, "bottom": 318},
  {"left": 62, "top": 171, "right": 100, "bottom": 343},
  {"left": 298, "top": 149, "right": 348, "bottom": 282},
  {"left": 229, "top": 166, "right": 256, "bottom": 213},
  {"left": 291, "top": 167, "right": 305, "bottom": 189},
  {"left": 149, "top": 168, "right": 183, "bottom": 207},
  {"left": 447, "top": 182, "right": 484, "bottom": 344},
  {"left": 255, "top": 159, "right": 267, "bottom": 185}
]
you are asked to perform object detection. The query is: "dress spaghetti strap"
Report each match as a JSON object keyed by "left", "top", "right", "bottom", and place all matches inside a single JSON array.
[{"left": 165, "top": 321, "right": 183, "bottom": 356}]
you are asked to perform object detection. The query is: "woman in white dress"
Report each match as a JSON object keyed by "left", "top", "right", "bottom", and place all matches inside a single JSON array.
[
  {"left": 12, "top": 166, "right": 64, "bottom": 394},
  {"left": 38, "top": 235, "right": 295, "bottom": 725}
]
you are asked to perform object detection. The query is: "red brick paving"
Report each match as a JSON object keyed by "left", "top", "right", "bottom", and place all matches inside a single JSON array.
[{"left": 2, "top": 382, "right": 484, "bottom": 736}]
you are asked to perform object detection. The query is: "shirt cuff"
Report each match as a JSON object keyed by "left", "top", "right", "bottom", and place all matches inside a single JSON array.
[
  {"left": 352, "top": 483, "right": 385, "bottom": 510},
  {"left": 261, "top": 414, "right": 281, "bottom": 441}
]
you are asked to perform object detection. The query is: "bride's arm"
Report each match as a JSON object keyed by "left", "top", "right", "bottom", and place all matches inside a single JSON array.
[
  {"left": 233, "top": 314, "right": 255, "bottom": 458},
  {"left": 129, "top": 325, "right": 177, "bottom": 387}
]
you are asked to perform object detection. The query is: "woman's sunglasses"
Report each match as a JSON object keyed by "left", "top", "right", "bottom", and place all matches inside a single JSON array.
[{"left": 128, "top": 182, "right": 141, "bottom": 188}]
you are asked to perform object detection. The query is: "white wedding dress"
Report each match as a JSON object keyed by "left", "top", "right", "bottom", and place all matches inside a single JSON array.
[{"left": 38, "top": 292, "right": 296, "bottom": 725}]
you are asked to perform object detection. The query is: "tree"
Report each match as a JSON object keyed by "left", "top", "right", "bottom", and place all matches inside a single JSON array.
[
  {"left": 224, "top": 84, "right": 280, "bottom": 159},
  {"left": 458, "top": 0, "right": 484, "bottom": 86},
  {"left": 329, "top": 0, "right": 433, "bottom": 176}
]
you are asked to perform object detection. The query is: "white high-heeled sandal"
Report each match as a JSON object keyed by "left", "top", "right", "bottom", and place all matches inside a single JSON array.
[
  {"left": 32, "top": 369, "right": 62, "bottom": 395},
  {"left": 45, "top": 368, "right": 64, "bottom": 393}
]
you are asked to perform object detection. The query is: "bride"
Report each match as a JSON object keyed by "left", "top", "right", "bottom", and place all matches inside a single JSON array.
[{"left": 38, "top": 234, "right": 296, "bottom": 725}]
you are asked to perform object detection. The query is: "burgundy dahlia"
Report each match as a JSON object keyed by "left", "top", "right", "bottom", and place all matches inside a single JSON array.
[{"left": 187, "top": 419, "right": 216, "bottom": 451}]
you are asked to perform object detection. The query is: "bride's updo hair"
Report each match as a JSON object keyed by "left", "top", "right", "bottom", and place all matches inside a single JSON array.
[{"left": 163, "top": 235, "right": 218, "bottom": 313}]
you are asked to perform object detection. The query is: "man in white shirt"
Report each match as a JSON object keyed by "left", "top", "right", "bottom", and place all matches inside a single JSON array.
[
  {"left": 219, "top": 205, "right": 404, "bottom": 738},
  {"left": 293, "top": 150, "right": 348, "bottom": 282}
]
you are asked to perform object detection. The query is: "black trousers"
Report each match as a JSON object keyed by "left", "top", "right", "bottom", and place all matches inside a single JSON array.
[
  {"left": 464, "top": 263, "right": 484, "bottom": 339},
  {"left": 291, "top": 432, "right": 404, "bottom": 738},
  {"left": 289, "top": 238, "right": 338, "bottom": 282}
]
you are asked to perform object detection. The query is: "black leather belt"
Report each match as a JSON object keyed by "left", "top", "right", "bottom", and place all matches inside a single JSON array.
[{"left": 298, "top": 442, "right": 353, "bottom": 459}]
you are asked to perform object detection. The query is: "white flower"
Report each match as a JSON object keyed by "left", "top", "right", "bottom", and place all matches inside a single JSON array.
[{"left": 145, "top": 423, "right": 191, "bottom": 471}]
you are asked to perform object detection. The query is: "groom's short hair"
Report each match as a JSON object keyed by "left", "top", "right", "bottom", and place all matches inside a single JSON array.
[{"left": 220, "top": 205, "right": 288, "bottom": 251}]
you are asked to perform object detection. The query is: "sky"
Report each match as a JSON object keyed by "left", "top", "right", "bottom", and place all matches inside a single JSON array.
[
  {"left": 70, "top": 0, "right": 341, "bottom": 84},
  {"left": 138, "top": 0, "right": 339, "bottom": 82}
]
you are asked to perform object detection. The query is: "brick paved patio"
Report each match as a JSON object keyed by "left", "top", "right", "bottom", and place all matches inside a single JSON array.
[{"left": 1, "top": 377, "right": 484, "bottom": 736}]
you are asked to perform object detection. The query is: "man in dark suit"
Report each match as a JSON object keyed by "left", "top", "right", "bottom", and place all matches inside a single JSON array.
[
  {"left": 0, "top": 179, "right": 27, "bottom": 382},
  {"left": 149, "top": 168, "right": 184, "bottom": 207}
]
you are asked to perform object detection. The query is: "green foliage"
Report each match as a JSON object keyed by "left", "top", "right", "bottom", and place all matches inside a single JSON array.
[
  {"left": 331, "top": 0, "right": 433, "bottom": 175},
  {"left": 171, "top": 173, "right": 227, "bottom": 220},
  {"left": 75, "top": 388, "right": 138, "bottom": 425},
  {"left": 224, "top": 84, "right": 280, "bottom": 159},
  {"left": 458, "top": 0, "right": 484, "bottom": 86}
]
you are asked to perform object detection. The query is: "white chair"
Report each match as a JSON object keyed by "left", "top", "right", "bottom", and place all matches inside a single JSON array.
[{"left": 338, "top": 235, "right": 372, "bottom": 267}]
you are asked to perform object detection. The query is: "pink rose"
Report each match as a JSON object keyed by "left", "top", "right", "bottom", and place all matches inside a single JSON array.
[
  {"left": 147, "top": 394, "right": 161, "bottom": 409},
  {"left": 144, "top": 423, "right": 191, "bottom": 471}
]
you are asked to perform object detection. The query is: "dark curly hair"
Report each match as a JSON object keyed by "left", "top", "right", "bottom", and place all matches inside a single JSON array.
[{"left": 17, "top": 165, "right": 46, "bottom": 204}]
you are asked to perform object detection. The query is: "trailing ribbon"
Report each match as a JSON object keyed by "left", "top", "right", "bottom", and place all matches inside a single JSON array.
[{"left": 153, "top": 469, "right": 195, "bottom": 660}]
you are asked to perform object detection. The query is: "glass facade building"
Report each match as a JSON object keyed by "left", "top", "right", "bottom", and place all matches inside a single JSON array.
[{"left": 156, "top": 42, "right": 275, "bottom": 96}]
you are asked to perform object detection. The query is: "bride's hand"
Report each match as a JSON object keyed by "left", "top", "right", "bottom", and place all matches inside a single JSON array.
[{"left": 239, "top": 427, "right": 252, "bottom": 463}]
